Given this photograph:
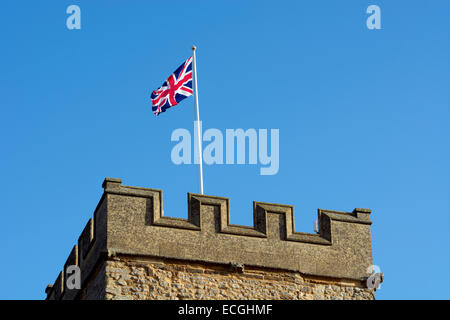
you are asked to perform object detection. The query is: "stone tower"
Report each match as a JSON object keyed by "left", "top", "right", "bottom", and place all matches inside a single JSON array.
[{"left": 45, "top": 178, "right": 378, "bottom": 300}]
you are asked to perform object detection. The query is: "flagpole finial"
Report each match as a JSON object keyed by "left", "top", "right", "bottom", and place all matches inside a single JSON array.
[{"left": 192, "top": 45, "right": 197, "bottom": 51}]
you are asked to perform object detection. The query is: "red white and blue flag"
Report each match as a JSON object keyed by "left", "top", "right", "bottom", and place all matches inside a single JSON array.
[{"left": 151, "top": 56, "right": 193, "bottom": 116}]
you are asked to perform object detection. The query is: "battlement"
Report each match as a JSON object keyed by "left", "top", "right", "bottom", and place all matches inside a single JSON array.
[{"left": 45, "top": 178, "right": 374, "bottom": 300}]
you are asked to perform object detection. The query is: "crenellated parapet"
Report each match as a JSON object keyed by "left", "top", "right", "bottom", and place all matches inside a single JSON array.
[{"left": 45, "top": 177, "right": 374, "bottom": 300}]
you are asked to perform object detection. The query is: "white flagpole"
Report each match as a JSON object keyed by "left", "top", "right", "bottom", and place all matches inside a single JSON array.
[{"left": 192, "top": 45, "right": 204, "bottom": 194}]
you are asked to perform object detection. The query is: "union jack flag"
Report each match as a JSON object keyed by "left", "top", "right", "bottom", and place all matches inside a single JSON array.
[{"left": 151, "top": 56, "right": 193, "bottom": 116}]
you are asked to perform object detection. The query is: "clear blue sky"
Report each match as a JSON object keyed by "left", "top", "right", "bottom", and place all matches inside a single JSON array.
[{"left": 1, "top": 0, "right": 449, "bottom": 300}]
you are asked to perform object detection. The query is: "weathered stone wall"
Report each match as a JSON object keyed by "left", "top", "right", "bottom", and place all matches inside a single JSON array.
[
  {"left": 105, "top": 256, "right": 374, "bottom": 300},
  {"left": 79, "top": 261, "right": 106, "bottom": 300},
  {"left": 45, "top": 178, "right": 378, "bottom": 300}
]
